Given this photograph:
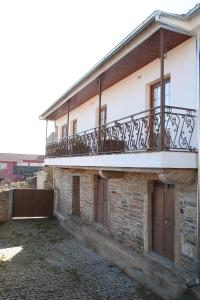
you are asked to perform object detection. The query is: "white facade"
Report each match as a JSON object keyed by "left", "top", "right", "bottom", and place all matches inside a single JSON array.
[
  {"left": 55, "top": 38, "right": 197, "bottom": 139},
  {"left": 44, "top": 8, "right": 200, "bottom": 170}
]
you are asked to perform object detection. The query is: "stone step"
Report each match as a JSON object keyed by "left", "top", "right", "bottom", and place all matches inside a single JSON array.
[
  {"left": 188, "top": 286, "right": 200, "bottom": 300},
  {"left": 125, "top": 266, "right": 177, "bottom": 300},
  {"left": 139, "top": 260, "right": 187, "bottom": 298},
  {"left": 57, "top": 214, "right": 188, "bottom": 300}
]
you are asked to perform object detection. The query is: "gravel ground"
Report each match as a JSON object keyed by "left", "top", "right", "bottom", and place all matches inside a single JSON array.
[{"left": 0, "top": 219, "right": 165, "bottom": 299}]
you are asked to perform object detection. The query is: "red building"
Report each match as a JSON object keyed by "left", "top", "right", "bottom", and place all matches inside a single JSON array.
[{"left": 0, "top": 153, "right": 44, "bottom": 183}]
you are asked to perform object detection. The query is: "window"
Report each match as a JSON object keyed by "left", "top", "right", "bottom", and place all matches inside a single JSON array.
[
  {"left": 0, "top": 163, "right": 7, "bottom": 170},
  {"left": 55, "top": 126, "right": 58, "bottom": 142},
  {"left": 149, "top": 78, "right": 171, "bottom": 149},
  {"left": 72, "top": 119, "right": 77, "bottom": 135},
  {"left": 96, "top": 105, "right": 107, "bottom": 127},
  {"left": 151, "top": 78, "right": 171, "bottom": 108},
  {"left": 60, "top": 124, "right": 67, "bottom": 139},
  {"left": 100, "top": 105, "right": 107, "bottom": 126}
]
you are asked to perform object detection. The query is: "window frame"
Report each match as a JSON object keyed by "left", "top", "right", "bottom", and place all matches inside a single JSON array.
[
  {"left": 71, "top": 119, "right": 77, "bottom": 135},
  {"left": 150, "top": 77, "right": 171, "bottom": 109}
]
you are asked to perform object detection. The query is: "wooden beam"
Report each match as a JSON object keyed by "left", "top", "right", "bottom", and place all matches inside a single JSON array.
[{"left": 99, "top": 170, "right": 125, "bottom": 179}]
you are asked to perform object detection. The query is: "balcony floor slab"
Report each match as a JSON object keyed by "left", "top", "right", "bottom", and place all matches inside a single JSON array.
[{"left": 45, "top": 151, "right": 197, "bottom": 169}]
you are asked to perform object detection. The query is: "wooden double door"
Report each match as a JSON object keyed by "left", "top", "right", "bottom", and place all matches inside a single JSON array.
[
  {"left": 94, "top": 177, "right": 108, "bottom": 227},
  {"left": 152, "top": 181, "right": 175, "bottom": 261}
]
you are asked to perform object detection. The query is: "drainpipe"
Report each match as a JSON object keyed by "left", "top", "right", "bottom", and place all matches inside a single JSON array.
[
  {"left": 160, "top": 29, "right": 165, "bottom": 151},
  {"left": 155, "top": 13, "right": 200, "bottom": 285},
  {"left": 196, "top": 34, "right": 200, "bottom": 285},
  {"left": 45, "top": 118, "right": 48, "bottom": 156},
  {"left": 45, "top": 118, "right": 48, "bottom": 142}
]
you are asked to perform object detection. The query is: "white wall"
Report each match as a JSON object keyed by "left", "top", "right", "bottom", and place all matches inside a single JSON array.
[
  {"left": 29, "top": 162, "right": 43, "bottom": 167},
  {"left": 55, "top": 95, "right": 98, "bottom": 140},
  {"left": 55, "top": 38, "right": 197, "bottom": 137}
]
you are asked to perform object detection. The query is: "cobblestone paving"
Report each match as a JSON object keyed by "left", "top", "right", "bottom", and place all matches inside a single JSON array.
[{"left": 0, "top": 219, "right": 162, "bottom": 299}]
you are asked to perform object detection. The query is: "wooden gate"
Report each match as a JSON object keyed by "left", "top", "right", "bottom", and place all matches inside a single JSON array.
[
  {"left": 152, "top": 181, "right": 175, "bottom": 261},
  {"left": 12, "top": 189, "right": 54, "bottom": 218}
]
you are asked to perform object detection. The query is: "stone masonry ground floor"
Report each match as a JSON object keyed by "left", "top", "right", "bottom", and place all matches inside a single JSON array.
[{"left": 0, "top": 219, "right": 164, "bottom": 300}]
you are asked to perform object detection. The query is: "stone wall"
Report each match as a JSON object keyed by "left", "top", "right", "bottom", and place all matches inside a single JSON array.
[
  {"left": 175, "top": 182, "right": 197, "bottom": 281},
  {"left": 0, "top": 190, "right": 10, "bottom": 223},
  {"left": 37, "top": 167, "right": 53, "bottom": 189},
  {"left": 26, "top": 176, "right": 37, "bottom": 188},
  {"left": 54, "top": 168, "right": 72, "bottom": 216},
  {"left": 109, "top": 174, "right": 147, "bottom": 254},
  {"left": 54, "top": 167, "right": 198, "bottom": 282},
  {"left": 80, "top": 175, "right": 94, "bottom": 224}
]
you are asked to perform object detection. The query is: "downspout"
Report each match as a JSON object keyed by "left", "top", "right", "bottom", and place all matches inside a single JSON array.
[
  {"left": 45, "top": 118, "right": 48, "bottom": 156},
  {"left": 155, "top": 13, "right": 200, "bottom": 285},
  {"left": 160, "top": 29, "right": 165, "bottom": 151},
  {"left": 45, "top": 118, "right": 48, "bottom": 142},
  {"left": 196, "top": 33, "right": 200, "bottom": 285}
]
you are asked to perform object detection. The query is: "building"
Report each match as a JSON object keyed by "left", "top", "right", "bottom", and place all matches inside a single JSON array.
[
  {"left": 0, "top": 153, "right": 44, "bottom": 184},
  {"left": 40, "top": 4, "right": 200, "bottom": 298}
]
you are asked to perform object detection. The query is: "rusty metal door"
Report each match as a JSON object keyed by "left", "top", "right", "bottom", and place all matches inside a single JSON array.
[
  {"left": 12, "top": 189, "right": 54, "bottom": 218},
  {"left": 72, "top": 176, "right": 80, "bottom": 216},
  {"left": 152, "top": 181, "right": 175, "bottom": 261},
  {"left": 94, "top": 177, "right": 108, "bottom": 227}
]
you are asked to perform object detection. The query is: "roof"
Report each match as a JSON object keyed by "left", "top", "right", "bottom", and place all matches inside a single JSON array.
[
  {"left": 0, "top": 153, "right": 44, "bottom": 162},
  {"left": 40, "top": 4, "right": 200, "bottom": 120},
  {"left": 184, "top": 3, "right": 200, "bottom": 19}
]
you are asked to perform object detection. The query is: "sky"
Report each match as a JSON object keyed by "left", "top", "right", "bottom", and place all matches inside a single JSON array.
[{"left": 0, "top": 0, "right": 198, "bottom": 154}]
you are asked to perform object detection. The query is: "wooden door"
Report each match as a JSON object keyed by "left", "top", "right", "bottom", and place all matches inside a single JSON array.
[
  {"left": 152, "top": 181, "right": 175, "bottom": 261},
  {"left": 72, "top": 176, "right": 80, "bottom": 216},
  {"left": 94, "top": 177, "right": 108, "bottom": 227}
]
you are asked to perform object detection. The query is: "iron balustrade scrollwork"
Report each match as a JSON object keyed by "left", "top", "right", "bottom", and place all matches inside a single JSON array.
[{"left": 45, "top": 106, "right": 196, "bottom": 158}]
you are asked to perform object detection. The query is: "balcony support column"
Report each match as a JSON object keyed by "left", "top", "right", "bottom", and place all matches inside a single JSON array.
[
  {"left": 66, "top": 107, "right": 69, "bottom": 138},
  {"left": 98, "top": 76, "right": 102, "bottom": 129},
  {"left": 160, "top": 29, "right": 165, "bottom": 151},
  {"left": 66, "top": 104, "right": 70, "bottom": 155},
  {"left": 98, "top": 76, "right": 102, "bottom": 154}
]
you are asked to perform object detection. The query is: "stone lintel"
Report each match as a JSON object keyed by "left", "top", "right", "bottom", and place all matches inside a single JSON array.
[{"left": 158, "top": 169, "right": 197, "bottom": 185}]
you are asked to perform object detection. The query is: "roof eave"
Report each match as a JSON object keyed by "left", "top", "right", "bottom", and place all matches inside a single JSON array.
[
  {"left": 39, "top": 11, "right": 158, "bottom": 120},
  {"left": 39, "top": 5, "right": 200, "bottom": 120}
]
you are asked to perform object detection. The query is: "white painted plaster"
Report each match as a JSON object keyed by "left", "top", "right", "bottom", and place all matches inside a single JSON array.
[
  {"left": 55, "top": 38, "right": 197, "bottom": 142},
  {"left": 45, "top": 151, "right": 197, "bottom": 169}
]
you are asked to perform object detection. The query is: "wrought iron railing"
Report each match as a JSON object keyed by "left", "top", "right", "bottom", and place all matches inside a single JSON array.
[{"left": 45, "top": 106, "right": 196, "bottom": 158}]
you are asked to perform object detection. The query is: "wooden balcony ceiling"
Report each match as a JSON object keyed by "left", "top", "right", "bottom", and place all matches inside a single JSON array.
[{"left": 48, "top": 29, "right": 189, "bottom": 120}]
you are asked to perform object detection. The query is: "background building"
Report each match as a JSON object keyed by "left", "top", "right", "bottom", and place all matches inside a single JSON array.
[{"left": 0, "top": 153, "right": 44, "bottom": 184}]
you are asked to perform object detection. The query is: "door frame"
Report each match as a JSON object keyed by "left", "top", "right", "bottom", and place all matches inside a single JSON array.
[
  {"left": 146, "top": 180, "right": 176, "bottom": 263},
  {"left": 149, "top": 77, "right": 170, "bottom": 149},
  {"left": 72, "top": 176, "right": 80, "bottom": 216},
  {"left": 94, "top": 176, "right": 110, "bottom": 229}
]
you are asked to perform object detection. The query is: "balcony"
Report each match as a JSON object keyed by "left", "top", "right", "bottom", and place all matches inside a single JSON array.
[{"left": 46, "top": 106, "right": 197, "bottom": 160}]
